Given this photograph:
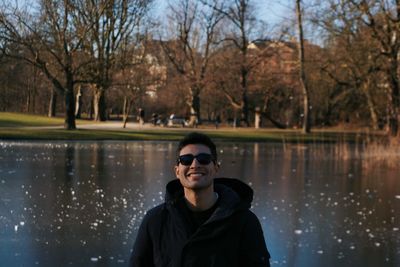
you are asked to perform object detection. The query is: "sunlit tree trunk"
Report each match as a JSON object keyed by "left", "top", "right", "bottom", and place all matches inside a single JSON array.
[
  {"left": 48, "top": 88, "right": 57, "bottom": 117},
  {"left": 93, "top": 86, "right": 107, "bottom": 121},
  {"left": 362, "top": 78, "right": 379, "bottom": 130},
  {"left": 122, "top": 96, "right": 134, "bottom": 128},
  {"left": 296, "top": 0, "right": 311, "bottom": 133},
  {"left": 74, "top": 85, "right": 82, "bottom": 119}
]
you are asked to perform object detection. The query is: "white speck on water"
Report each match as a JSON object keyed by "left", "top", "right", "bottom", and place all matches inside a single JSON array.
[
  {"left": 90, "top": 257, "right": 99, "bottom": 262},
  {"left": 337, "top": 238, "right": 342, "bottom": 243},
  {"left": 294, "top": 230, "right": 302, "bottom": 235},
  {"left": 393, "top": 227, "right": 399, "bottom": 231},
  {"left": 395, "top": 195, "right": 400, "bottom": 200},
  {"left": 375, "top": 242, "right": 381, "bottom": 247},
  {"left": 14, "top": 225, "right": 18, "bottom": 232},
  {"left": 317, "top": 250, "right": 324, "bottom": 254},
  {"left": 349, "top": 245, "right": 356, "bottom": 250}
]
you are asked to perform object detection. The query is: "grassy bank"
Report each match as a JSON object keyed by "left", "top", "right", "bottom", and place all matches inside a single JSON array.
[
  {"left": 0, "top": 112, "right": 385, "bottom": 143},
  {"left": 0, "top": 112, "right": 65, "bottom": 127}
]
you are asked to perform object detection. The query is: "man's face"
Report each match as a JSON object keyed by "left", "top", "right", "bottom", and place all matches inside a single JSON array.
[{"left": 175, "top": 144, "right": 218, "bottom": 191}]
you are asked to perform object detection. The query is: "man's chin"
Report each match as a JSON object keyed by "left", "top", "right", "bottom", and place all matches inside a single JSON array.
[{"left": 184, "top": 179, "right": 212, "bottom": 190}]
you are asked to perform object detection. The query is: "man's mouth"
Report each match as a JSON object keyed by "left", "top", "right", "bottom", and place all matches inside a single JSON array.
[{"left": 187, "top": 172, "right": 204, "bottom": 178}]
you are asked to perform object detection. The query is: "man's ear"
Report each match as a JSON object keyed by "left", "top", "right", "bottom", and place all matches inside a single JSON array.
[
  {"left": 174, "top": 165, "right": 180, "bottom": 178},
  {"left": 214, "top": 162, "right": 220, "bottom": 172}
]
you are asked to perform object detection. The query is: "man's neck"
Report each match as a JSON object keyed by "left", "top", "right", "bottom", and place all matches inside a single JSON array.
[{"left": 184, "top": 186, "right": 217, "bottom": 211}]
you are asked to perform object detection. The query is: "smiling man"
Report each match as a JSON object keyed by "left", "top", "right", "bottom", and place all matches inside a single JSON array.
[{"left": 129, "top": 132, "right": 271, "bottom": 267}]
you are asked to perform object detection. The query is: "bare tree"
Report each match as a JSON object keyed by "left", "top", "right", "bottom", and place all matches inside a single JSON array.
[
  {"left": 313, "top": 0, "right": 400, "bottom": 136},
  {"left": 77, "top": 0, "right": 153, "bottom": 121},
  {"left": 160, "top": 0, "right": 223, "bottom": 126},
  {"left": 208, "top": 0, "right": 260, "bottom": 126},
  {"left": 0, "top": 0, "right": 92, "bottom": 129},
  {"left": 296, "top": 0, "right": 311, "bottom": 133}
]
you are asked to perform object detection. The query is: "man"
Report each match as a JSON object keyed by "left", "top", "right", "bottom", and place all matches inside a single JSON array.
[{"left": 129, "top": 132, "right": 271, "bottom": 267}]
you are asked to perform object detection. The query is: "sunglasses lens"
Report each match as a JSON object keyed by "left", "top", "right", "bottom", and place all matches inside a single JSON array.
[
  {"left": 178, "top": 153, "right": 213, "bottom": 165},
  {"left": 196, "top": 153, "right": 212, "bottom": 164},
  {"left": 179, "top": 155, "right": 195, "bottom": 165}
]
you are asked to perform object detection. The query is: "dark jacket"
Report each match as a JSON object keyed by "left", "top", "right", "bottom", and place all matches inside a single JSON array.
[{"left": 129, "top": 178, "right": 271, "bottom": 267}]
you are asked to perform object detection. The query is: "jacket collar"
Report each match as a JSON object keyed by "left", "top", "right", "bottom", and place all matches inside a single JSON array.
[{"left": 165, "top": 177, "right": 253, "bottom": 215}]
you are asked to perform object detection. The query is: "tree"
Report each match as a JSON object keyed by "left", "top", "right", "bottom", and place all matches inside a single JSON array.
[
  {"left": 313, "top": 0, "right": 400, "bottom": 137},
  {"left": 296, "top": 0, "right": 311, "bottom": 133},
  {"left": 159, "top": 0, "right": 223, "bottom": 126},
  {"left": 209, "top": 0, "right": 260, "bottom": 126},
  {"left": 0, "top": 0, "right": 92, "bottom": 129},
  {"left": 77, "top": 0, "right": 153, "bottom": 121}
]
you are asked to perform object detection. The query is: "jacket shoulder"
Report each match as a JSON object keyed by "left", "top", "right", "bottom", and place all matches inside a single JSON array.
[{"left": 142, "top": 203, "right": 166, "bottom": 225}]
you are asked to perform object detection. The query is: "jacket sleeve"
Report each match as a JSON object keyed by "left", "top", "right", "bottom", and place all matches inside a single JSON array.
[
  {"left": 238, "top": 211, "right": 271, "bottom": 267},
  {"left": 129, "top": 211, "right": 155, "bottom": 267}
]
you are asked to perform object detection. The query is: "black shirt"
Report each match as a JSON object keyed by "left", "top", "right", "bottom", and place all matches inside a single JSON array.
[{"left": 178, "top": 196, "right": 219, "bottom": 234}]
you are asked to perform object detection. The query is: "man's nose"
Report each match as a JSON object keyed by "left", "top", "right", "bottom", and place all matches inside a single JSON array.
[{"left": 190, "top": 157, "right": 201, "bottom": 167}]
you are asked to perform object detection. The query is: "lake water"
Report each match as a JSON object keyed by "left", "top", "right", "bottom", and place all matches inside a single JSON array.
[{"left": 0, "top": 141, "right": 399, "bottom": 267}]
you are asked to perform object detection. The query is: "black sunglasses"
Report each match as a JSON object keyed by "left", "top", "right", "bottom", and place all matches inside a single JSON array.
[{"left": 177, "top": 153, "right": 214, "bottom": 166}]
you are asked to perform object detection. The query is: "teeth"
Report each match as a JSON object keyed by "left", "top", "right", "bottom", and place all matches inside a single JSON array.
[{"left": 189, "top": 173, "right": 203, "bottom": 177}]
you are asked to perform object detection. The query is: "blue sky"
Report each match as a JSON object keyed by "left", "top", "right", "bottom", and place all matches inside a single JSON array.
[{"left": 153, "top": 0, "right": 294, "bottom": 26}]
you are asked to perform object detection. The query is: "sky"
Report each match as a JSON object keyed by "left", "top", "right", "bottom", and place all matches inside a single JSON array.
[{"left": 153, "top": 0, "right": 295, "bottom": 26}]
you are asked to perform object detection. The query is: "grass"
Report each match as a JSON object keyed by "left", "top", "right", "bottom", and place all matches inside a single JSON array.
[
  {"left": 0, "top": 112, "right": 65, "bottom": 127},
  {"left": 0, "top": 112, "right": 387, "bottom": 143},
  {"left": 0, "top": 112, "right": 95, "bottom": 127}
]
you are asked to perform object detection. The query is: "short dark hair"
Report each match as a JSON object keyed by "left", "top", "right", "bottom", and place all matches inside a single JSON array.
[{"left": 176, "top": 132, "right": 217, "bottom": 163}]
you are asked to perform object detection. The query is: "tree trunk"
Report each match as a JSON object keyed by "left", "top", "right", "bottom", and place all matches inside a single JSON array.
[
  {"left": 388, "top": 58, "right": 400, "bottom": 136},
  {"left": 93, "top": 86, "right": 107, "bottom": 121},
  {"left": 296, "top": 0, "right": 311, "bottom": 134},
  {"left": 26, "top": 88, "right": 32, "bottom": 113},
  {"left": 75, "top": 85, "right": 82, "bottom": 119},
  {"left": 187, "top": 88, "right": 201, "bottom": 127},
  {"left": 187, "top": 92, "right": 201, "bottom": 127},
  {"left": 48, "top": 88, "right": 57, "bottom": 117},
  {"left": 362, "top": 79, "right": 379, "bottom": 130},
  {"left": 64, "top": 89, "right": 76, "bottom": 130},
  {"left": 241, "top": 90, "right": 250, "bottom": 126},
  {"left": 122, "top": 96, "right": 133, "bottom": 128}
]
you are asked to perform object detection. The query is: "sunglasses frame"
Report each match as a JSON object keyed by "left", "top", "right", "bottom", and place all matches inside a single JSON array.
[{"left": 177, "top": 153, "right": 215, "bottom": 166}]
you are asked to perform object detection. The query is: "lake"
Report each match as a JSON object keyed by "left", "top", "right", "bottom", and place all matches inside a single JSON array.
[{"left": 0, "top": 141, "right": 399, "bottom": 266}]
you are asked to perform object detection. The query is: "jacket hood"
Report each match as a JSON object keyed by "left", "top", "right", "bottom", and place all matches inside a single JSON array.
[{"left": 165, "top": 177, "right": 254, "bottom": 210}]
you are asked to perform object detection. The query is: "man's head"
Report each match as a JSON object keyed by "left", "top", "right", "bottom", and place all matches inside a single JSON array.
[
  {"left": 175, "top": 132, "right": 219, "bottom": 191},
  {"left": 176, "top": 132, "right": 217, "bottom": 164}
]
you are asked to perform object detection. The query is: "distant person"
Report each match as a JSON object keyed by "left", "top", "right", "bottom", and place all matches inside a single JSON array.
[
  {"left": 129, "top": 132, "right": 271, "bottom": 267},
  {"left": 215, "top": 114, "right": 221, "bottom": 129},
  {"left": 138, "top": 108, "right": 145, "bottom": 125},
  {"left": 152, "top": 113, "right": 158, "bottom": 126}
]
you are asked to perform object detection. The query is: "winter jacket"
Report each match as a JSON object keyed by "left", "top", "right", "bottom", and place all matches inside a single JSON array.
[{"left": 129, "top": 177, "right": 271, "bottom": 267}]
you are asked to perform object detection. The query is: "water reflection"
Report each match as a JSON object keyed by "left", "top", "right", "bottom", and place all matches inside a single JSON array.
[{"left": 0, "top": 141, "right": 399, "bottom": 267}]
